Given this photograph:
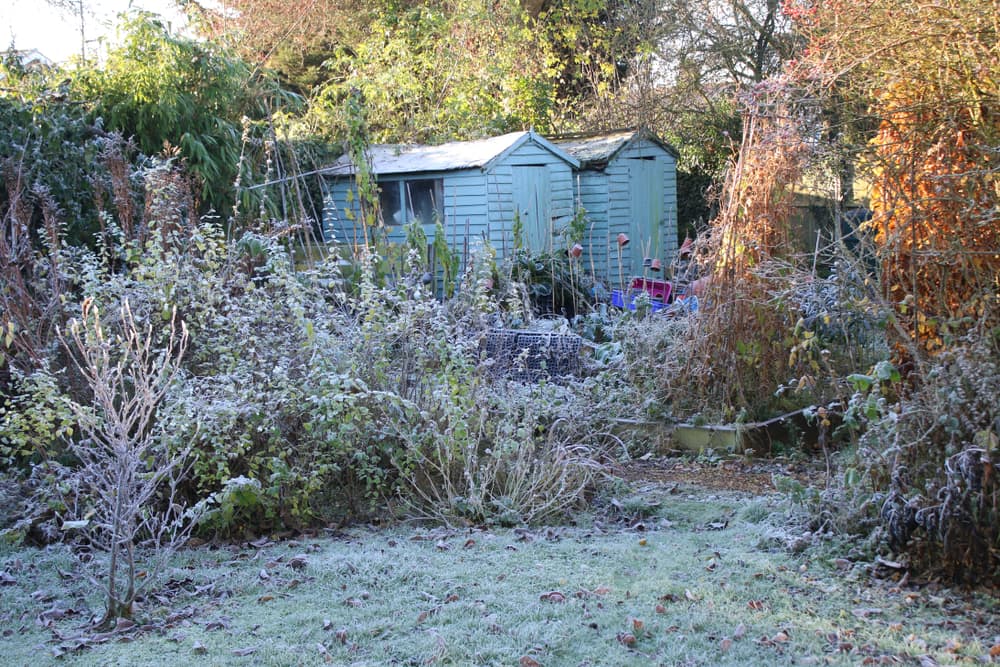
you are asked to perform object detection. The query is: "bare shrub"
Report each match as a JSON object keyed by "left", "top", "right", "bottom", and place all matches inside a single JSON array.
[
  {"left": 386, "top": 380, "right": 606, "bottom": 526},
  {"left": 59, "top": 298, "right": 197, "bottom": 628},
  {"left": 666, "top": 85, "right": 814, "bottom": 420}
]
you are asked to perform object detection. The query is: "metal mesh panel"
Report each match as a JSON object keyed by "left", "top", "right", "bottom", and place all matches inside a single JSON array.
[{"left": 482, "top": 330, "right": 582, "bottom": 381}]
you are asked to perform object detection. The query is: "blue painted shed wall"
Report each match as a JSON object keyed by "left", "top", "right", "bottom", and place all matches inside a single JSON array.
[
  {"left": 575, "top": 137, "right": 677, "bottom": 287},
  {"left": 322, "top": 137, "right": 576, "bottom": 264}
]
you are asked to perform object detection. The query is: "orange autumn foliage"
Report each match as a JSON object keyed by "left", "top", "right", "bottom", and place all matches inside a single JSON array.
[{"left": 868, "top": 81, "right": 1000, "bottom": 361}]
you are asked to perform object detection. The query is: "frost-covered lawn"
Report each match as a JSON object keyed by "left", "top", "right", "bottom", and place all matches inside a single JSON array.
[{"left": 3, "top": 485, "right": 998, "bottom": 666}]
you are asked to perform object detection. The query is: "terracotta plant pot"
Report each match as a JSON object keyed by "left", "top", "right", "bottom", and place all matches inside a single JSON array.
[{"left": 617, "top": 233, "right": 630, "bottom": 247}]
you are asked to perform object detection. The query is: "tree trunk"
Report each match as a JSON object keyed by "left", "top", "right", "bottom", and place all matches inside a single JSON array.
[{"left": 520, "top": 0, "right": 550, "bottom": 19}]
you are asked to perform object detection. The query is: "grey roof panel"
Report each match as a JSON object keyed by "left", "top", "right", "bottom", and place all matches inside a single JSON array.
[
  {"left": 550, "top": 131, "right": 635, "bottom": 166},
  {"left": 324, "top": 130, "right": 580, "bottom": 177},
  {"left": 551, "top": 128, "right": 680, "bottom": 167},
  {"left": 324, "top": 131, "right": 529, "bottom": 177}
]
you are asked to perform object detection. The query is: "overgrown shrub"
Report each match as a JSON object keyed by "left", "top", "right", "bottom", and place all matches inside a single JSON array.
[{"left": 839, "top": 335, "right": 1000, "bottom": 584}]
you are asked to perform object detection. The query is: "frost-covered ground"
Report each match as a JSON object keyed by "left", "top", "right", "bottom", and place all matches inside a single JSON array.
[{"left": 3, "top": 480, "right": 998, "bottom": 666}]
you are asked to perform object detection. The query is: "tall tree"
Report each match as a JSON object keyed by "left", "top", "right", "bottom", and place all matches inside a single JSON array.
[
  {"left": 788, "top": 0, "right": 1000, "bottom": 362},
  {"left": 182, "top": 0, "right": 373, "bottom": 95}
]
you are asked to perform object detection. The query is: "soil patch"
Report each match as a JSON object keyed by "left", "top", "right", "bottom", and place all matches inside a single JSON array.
[{"left": 611, "top": 456, "right": 824, "bottom": 494}]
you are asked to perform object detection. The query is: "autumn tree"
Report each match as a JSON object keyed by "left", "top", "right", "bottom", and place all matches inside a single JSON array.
[
  {"left": 786, "top": 0, "right": 1000, "bottom": 584},
  {"left": 301, "top": 0, "right": 566, "bottom": 143},
  {"left": 788, "top": 0, "right": 999, "bottom": 364}
]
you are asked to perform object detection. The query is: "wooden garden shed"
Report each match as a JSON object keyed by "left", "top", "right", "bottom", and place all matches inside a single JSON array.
[
  {"left": 321, "top": 130, "right": 580, "bottom": 263},
  {"left": 551, "top": 129, "right": 679, "bottom": 287}
]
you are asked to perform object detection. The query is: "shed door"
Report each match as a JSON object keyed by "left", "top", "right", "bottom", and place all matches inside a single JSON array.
[
  {"left": 628, "top": 158, "right": 664, "bottom": 276},
  {"left": 512, "top": 166, "right": 551, "bottom": 253}
]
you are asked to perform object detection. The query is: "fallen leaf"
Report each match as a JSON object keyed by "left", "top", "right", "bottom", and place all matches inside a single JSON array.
[
  {"left": 659, "top": 593, "right": 679, "bottom": 603},
  {"left": 733, "top": 623, "right": 746, "bottom": 639},
  {"left": 435, "top": 540, "right": 449, "bottom": 551},
  {"left": 335, "top": 628, "right": 348, "bottom": 644},
  {"left": 918, "top": 655, "right": 939, "bottom": 667},
  {"left": 192, "top": 641, "right": 207, "bottom": 655},
  {"left": 593, "top": 586, "right": 611, "bottom": 595},
  {"left": 638, "top": 538, "right": 647, "bottom": 546},
  {"left": 772, "top": 631, "right": 789, "bottom": 643},
  {"left": 445, "top": 593, "right": 459, "bottom": 604},
  {"left": 257, "top": 594, "right": 274, "bottom": 604},
  {"left": 258, "top": 569, "right": 270, "bottom": 581},
  {"left": 990, "top": 644, "right": 1000, "bottom": 658},
  {"left": 322, "top": 618, "right": 333, "bottom": 631},
  {"left": 654, "top": 604, "right": 666, "bottom": 614},
  {"left": 684, "top": 589, "right": 699, "bottom": 601},
  {"left": 539, "top": 591, "right": 566, "bottom": 603},
  {"left": 852, "top": 607, "right": 883, "bottom": 619},
  {"left": 748, "top": 599, "right": 765, "bottom": 611},
  {"left": 0, "top": 571, "right": 16, "bottom": 586},
  {"left": 205, "top": 617, "right": 231, "bottom": 631},
  {"left": 720, "top": 638, "right": 733, "bottom": 652},
  {"left": 617, "top": 632, "right": 637, "bottom": 646},
  {"left": 519, "top": 657, "right": 541, "bottom": 667},
  {"left": 288, "top": 555, "right": 308, "bottom": 571},
  {"left": 463, "top": 539, "right": 476, "bottom": 549},
  {"left": 232, "top": 646, "right": 257, "bottom": 656},
  {"left": 631, "top": 618, "right": 644, "bottom": 632}
]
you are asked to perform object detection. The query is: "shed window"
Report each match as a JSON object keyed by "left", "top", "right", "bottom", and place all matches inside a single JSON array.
[{"left": 379, "top": 178, "right": 443, "bottom": 226}]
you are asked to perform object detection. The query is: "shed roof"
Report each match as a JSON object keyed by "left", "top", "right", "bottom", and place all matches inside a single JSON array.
[
  {"left": 324, "top": 130, "right": 578, "bottom": 177},
  {"left": 550, "top": 128, "right": 679, "bottom": 168}
]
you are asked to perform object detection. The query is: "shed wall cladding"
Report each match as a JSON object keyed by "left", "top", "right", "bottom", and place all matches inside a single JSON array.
[
  {"left": 320, "top": 130, "right": 677, "bottom": 293},
  {"left": 611, "top": 138, "right": 678, "bottom": 282},
  {"left": 485, "top": 140, "right": 576, "bottom": 257},
  {"left": 569, "top": 135, "right": 678, "bottom": 286},
  {"left": 321, "top": 134, "right": 577, "bottom": 263}
]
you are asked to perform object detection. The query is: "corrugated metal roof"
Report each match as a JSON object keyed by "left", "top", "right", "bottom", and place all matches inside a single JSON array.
[{"left": 324, "top": 131, "right": 531, "bottom": 177}]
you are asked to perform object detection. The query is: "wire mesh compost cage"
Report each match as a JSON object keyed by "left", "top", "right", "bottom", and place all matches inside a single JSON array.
[{"left": 482, "top": 329, "right": 582, "bottom": 382}]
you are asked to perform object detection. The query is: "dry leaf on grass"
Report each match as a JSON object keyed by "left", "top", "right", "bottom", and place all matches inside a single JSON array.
[{"left": 617, "top": 632, "right": 637, "bottom": 646}]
